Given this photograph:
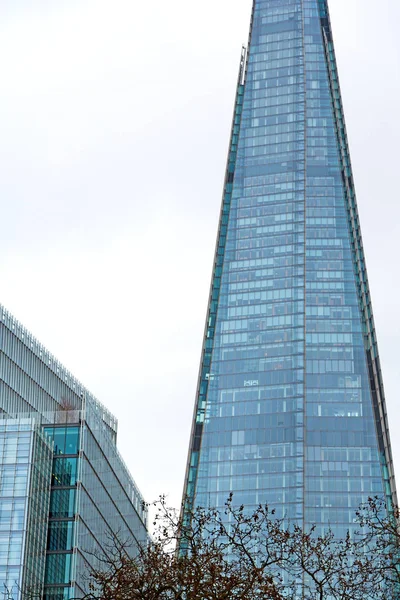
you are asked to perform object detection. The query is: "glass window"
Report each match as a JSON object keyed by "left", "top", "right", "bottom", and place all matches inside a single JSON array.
[
  {"left": 47, "top": 522, "right": 74, "bottom": 551},
  {"left": 49, "top": 489, "right": 76, "bottom": 518},
  {"left": 53, "top": 429, "right": 66, "bottom": 456},
  {"left": 44, "top": 553, "right": 72, "bottom": 585},
  {"left": 65, "top": 428, "right": 79, "bottom": 455},
  {"left": 52, "top": 458, "right": 78, "bottom": 487},
  {"left": 43, "top": 586, "right": 72, "bottom": 600}
]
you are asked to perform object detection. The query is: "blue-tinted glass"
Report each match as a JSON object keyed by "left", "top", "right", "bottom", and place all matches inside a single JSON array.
[
  {"left": 52, "top": 429, "right": 66, "bottom": 455},
  {"left": 44, "top": 553, "right": 72, "bottom": 585},
  {"left": 183, "top": 0, "right": 395, "bottom": 540},
  {"left": 44, "top": 426, "right": 79, "bottom": 456},
  {"left": 65, "top": 428, "right": 79, "bottom": 455},
  {"left": 47, "top": 522, "right": 74, "bottom": 551},
  {"left": 49, "top": 489, "right": 76, "bottom": 519},
  {"left": 1, "top": 280, "right": 148, "bottom": 600},
  {"left": 0, "top": 423, "right": 52, "bottom": 598},
  {"left": 52, "top": 458, "right": 77, "bottom": 487},
  {"left": 43, "top": 587, "right": 73, "bottom": 600}
]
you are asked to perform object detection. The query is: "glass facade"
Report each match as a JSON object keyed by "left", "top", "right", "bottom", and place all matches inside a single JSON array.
[
  {"left": 43, "top": 425, "right": 79, "bottom": 596},
  {"left": 0, "top": 305, "right": 148, "bottom": 599},
  {"left": 183, "top": 0, "right": 396, "bottom": 537},
  {"left": 0, "top": 419, "right": 52, "bottom": 599}
]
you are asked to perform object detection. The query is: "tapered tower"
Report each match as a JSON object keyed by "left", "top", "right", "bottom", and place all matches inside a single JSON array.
[{"left": 183, "top": 0, "right": 396, "bottom": 534}]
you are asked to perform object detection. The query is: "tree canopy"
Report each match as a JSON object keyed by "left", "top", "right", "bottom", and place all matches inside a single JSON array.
[{"left": 82, "top": 495, "right": 399, "bottom": 600}]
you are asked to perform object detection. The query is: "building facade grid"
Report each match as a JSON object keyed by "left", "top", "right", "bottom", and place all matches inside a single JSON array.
[{"left": 183, "top": 0, "right": 396, "bottom": 540}]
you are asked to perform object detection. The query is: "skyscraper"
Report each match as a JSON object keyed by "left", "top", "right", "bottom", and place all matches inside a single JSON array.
[
  {"left": 0, "top": 304, "right": 148, "bottom": 599},
  {"left": 183, "top": 0, "right": 397, "bottom": 535}
]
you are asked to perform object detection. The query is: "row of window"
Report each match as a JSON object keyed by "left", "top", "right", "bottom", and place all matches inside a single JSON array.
[
  {"left": 238, "top": 212, "right": 303, "bottom": 226},
  {"left": 189, "top": 0, "right": 384, "bottom": 536},
  {"left": 220, "top": 342, "right": 304, "bottom": 361}
]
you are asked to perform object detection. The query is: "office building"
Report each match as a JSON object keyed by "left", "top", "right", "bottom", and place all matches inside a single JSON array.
[
  {"left": 183, "top": 0, "right": 397, "bottom": 535},
  {"left": 0, "top": 304, "right": 147, "bottom": 599}
]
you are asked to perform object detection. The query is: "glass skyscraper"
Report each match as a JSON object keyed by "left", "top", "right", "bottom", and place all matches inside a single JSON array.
[
  {"left": 183, "top": 0, "right": 397, "bottom": 535},
  {"left": 0, "top": 304, "right": 148, "bottom": 599}
]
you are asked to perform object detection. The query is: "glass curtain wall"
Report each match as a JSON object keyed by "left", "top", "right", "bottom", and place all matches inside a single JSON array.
[
  {"left": 0, "top": 419, "right": 52, "bottom": 600},
  {"left": 183, "top": 0, "right": 395, "bottom": 537}
]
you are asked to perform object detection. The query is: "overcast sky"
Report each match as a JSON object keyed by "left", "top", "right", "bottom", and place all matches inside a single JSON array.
[{"left": 0, "top": 0, "right": 399, "bottom": 510}]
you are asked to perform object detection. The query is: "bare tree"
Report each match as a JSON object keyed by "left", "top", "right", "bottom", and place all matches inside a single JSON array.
[
  {"left": 355, "top": 496, "right": 400, "bottom": 594},
  {"left": 81, "top": 494, "right": 398, "bottom": 600},
  {"left": 84, "top": 498, "right": 282, "bottom": 600}
]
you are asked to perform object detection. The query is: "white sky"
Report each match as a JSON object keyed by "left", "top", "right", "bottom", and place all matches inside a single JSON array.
[{"left": 0, "top": 0, "right": 399, "bottom": 510}]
